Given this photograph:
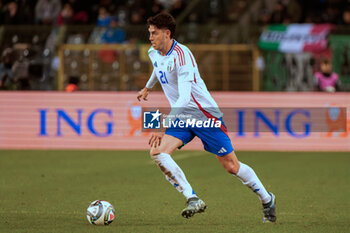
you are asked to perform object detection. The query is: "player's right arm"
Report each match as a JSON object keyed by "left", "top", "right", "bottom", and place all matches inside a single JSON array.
[
  {"left": 139, "top": 47, "right": 164, "bottom": 146},
  {"left": 137, "top": 47, "right": 158, "bottom": 101},
  {"left": 137, "top": 69, "right": 158, "bottom": 101},
  {"left": 137, "top": 69, "right": 163, "bottom": 146}
]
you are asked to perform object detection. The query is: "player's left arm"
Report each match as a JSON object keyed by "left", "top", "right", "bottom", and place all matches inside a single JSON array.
[
  {"left": 173, "top": 80, "right": 192, "bottom": 108},
  {"left": 163, "top": 80, "right": 192, "bottom": 130}
]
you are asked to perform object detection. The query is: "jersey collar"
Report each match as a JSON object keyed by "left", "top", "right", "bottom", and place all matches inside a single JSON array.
[
  {"left": 166, "top": 40, "right": 177, "bottom": 56},
  {"left": 157, "top": 40, "right": 178, "bottom": 56}
]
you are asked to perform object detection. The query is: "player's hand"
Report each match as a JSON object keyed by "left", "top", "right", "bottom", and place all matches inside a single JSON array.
[
  {"left": 137, "top": 87, "right": 149, "bottom": 101},
  {"left": 149, "top": 132, "right": 163, "bottom": 148}
]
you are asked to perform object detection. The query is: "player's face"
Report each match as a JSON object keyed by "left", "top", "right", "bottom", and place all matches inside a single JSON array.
[{"left": 148, "top": 25, "right": 169, "bottom": 52}]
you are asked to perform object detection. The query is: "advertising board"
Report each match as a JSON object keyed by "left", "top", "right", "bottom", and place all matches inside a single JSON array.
[{"left": 0, "top": 92, "right": 348, "bottom": 151}]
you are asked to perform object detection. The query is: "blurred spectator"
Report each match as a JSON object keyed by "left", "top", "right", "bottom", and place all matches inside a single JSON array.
[
  {"left": 314, "top": 57, "right": 340, "bottom": 92},
  {"left": 11, "top": 45, "right": 31, "bottom": 90},
  {"left": 144, "top": 0, "right": 164, "bottom": 19},
  {"left": 72, "top": 0, "right": 96, "bottom": 24},
  {"left": 169, "top": 0, "right": 186, "bottom": 19},
  {"left": 322, "top": 5, "right": 341, "bottom": 23},
  {"left": 56, "top": 3, "right": 88, "bottom": 25},
  {"left": 65, "top": 0, "right": 88, "bottom": 13},
  {"left": 56, "top": 3, "right": 74, "bottom": 25},
  {"left": 305, "top": 10, "right": 323, "bottom": 23},
  {"left": 226, "top": 0, "right": 248, "bottom": 23},
  {"left": 340, "top": 7, "right": 350, "bottom": 25},
  {"left": 285, "top": 0, "right": 302, "bottom": 23},
  {"left": 1, "top": 1, "right": 20, "bottom": 25},
  {"left": 101, "top": 16, "right": 125, "bottom": 44},
  {"left": 97, "top": 16, "right": 125, "bottom": 63},
  {"left": 65, "top": 76, "right": 79, "bottom": 92},
  {"left": 269, "top": 1, "right": 286, "bottom": 24},
  {"left": 96, "top": 6, "right": 111, "bottom": 26},
  {"left": 35, "top": 0, "right": 61, "bottom": 25},
  {"left": 186, "top": 13, "right": 199, "bottom": 42},
  {"left": 256, "top": 0, "right": 350, "bottom": 25},
  {"left": 128, "top": 0, "right": 147, "bottom": 24},
  {"left": 90, "top": 0, "right": 118, "bottom": 22},
  {"left": 18, "top": 0, "right": 36, "bottom": 24},
  {"left": 115, "top": 6, "right": 128, "bottom": 26},
  {"left": 282, "top": 15, "right": 293, "bottom": 24},
  {"left": 158, "top": 0, "right": 177, "bottom": 10},
  {"left": 257, "top": 8, "right": 271, "bottom": 26},
  {"left": 0, "top": 48, "right": 15, "bottom": 90},
  {"left": 130, "top": 9, "right": 144, "bottom": 24},
  {"left": 98, "top": 0, "right": 117, "bottom": 14}
]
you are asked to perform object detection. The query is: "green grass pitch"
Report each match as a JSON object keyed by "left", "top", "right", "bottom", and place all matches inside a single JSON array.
[{"left": 0, "top": 150, "right": 349, "bottom": 233}]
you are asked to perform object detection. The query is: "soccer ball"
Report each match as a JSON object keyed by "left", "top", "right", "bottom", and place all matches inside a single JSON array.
[{"left": 86, "top": 200, "right": 115, "bottom": 225}]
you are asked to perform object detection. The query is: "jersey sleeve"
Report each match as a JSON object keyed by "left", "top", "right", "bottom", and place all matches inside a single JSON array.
[
  {"left": 145, "top": 69, "right": 158, "bottom": 89},
  {"left": 145, "top": 46, "right": 158, "bottom": 89},
  {"left": 174, "top": 46, "right": 196, "bottom": 83}
]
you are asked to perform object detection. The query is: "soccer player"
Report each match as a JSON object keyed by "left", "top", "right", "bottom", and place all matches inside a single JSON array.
[{"left": 137, "top": 12, "right": 276, "bottom": 222}]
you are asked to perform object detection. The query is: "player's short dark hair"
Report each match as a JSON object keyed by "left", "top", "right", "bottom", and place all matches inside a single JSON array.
[{"left": 147, "top": 12, "right": 176, "bottom": 38}]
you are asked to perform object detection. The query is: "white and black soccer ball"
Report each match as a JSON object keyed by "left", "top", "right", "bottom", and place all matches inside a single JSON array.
[{"left": 86, "top": 200, "right": 115, "bottom": 225}]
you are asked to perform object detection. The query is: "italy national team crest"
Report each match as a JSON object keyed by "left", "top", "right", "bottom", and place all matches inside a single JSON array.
[
  {"left": 167, "top": 60, "right": 173, "bottom": 72},
  {"left": 143, "top": 109, "right": 162, "bottom": 129}
]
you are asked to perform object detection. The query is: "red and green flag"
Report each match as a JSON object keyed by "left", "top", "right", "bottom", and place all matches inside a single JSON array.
[{"left": 258, "top": 24, "right": 333, "bottom": 53}]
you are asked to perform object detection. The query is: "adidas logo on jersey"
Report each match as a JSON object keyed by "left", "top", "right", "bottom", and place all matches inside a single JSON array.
[{"left": 218, "top": 147, "right": 227, "bottom": 154}]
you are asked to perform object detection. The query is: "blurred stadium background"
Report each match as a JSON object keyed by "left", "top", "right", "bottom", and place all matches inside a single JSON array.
[
  {"left": 0, "top": 0, "right": 349, "bottom": 92},
  {"left": 0, "top": 0, "right": 349, "bottom": 232}
]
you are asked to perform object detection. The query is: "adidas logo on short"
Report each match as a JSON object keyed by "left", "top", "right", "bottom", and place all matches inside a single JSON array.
[{"left": 218, "top": 147, "right": 227, "bottom": 154}]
